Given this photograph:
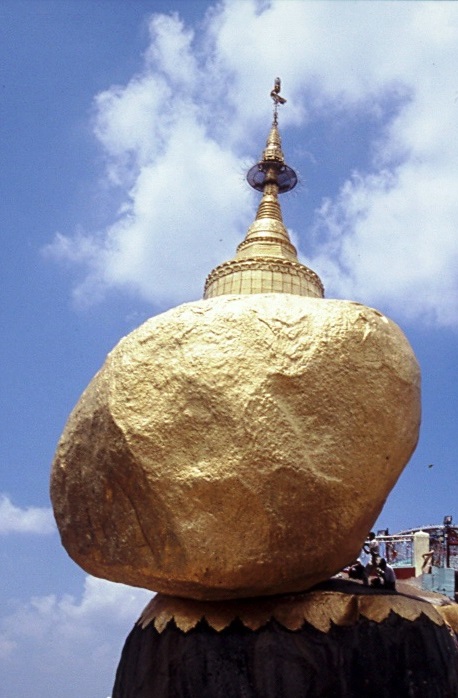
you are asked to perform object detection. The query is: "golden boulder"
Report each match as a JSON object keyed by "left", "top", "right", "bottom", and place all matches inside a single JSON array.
[{"left": 51, "top": 294, "right": 420, "bottom": 599}]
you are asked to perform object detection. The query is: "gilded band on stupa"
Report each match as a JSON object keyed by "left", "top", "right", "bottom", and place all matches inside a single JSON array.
[{"left": 204, "top": 78, "right": 324, "bottom": 300}]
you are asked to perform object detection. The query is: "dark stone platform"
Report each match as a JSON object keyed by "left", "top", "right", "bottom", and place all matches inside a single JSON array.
[{"left": 112, "top": 580, "right": 458, "bottom": 698}]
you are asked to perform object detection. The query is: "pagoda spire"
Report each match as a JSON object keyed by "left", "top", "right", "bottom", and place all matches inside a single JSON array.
[{"left": 203, "top": 79, "right": 323, "bottom": 299}]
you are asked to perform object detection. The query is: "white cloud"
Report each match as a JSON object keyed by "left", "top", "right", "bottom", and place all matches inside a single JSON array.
[
  {"left": 0, "top": 576, "right": 151, "bottom": 698},
  {"left": 0, "top": 494, "right": 56, "bottom": 535},
  {"left": 310, "top": 164, "right": 458, "bottom": 325},
  {"left": 46, "top": 0, "right": 458, "bottom": 326}
]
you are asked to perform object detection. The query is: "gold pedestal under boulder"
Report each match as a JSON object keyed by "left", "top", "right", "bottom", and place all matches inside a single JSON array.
[
  {"left": 136, "top": 581, "right": 447, "bottom": 634},
  {"left": 51, "top": 293, "right": 420, "bottom": 599},
  {"left": 112, "top": 581, "right": 458, "bottom": 698}
]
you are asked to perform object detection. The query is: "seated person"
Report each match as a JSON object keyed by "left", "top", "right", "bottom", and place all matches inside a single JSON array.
[
  {"left": 371, "top": 557, "right": 396, "bottom": 590},
  {"left": 348, "top": 558, "right": 368, "bottom": 585}
]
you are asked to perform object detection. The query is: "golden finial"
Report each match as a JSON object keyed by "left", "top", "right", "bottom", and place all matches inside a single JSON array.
[
  {"left": 270, "top": 77, "right": 287, "bottom": 125},
  {"left": 271, "top": 77, "right": 286, "bottom": 104}
]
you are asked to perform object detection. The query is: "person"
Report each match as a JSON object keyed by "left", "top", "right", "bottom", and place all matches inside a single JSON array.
[
  {"left": 363, "top": 531, "right": 380, "bottom": 581},
  {"left": 375, "top": 558, "right": 396, "bottom": 590},
  {"left": 422, "top": 549, "right": 434, "bottom": 574},
  {"left": 364, "top": 531, "right": 380, "bottom": 561},
  {"left": 386, "top": 540, "right": 398, "bottom": 564},
  {"left": 348, "top": 558, "right": 369, "bottom": 585},
  {"left": 421, "top": 542, "right": 440, "bottom": 573}
]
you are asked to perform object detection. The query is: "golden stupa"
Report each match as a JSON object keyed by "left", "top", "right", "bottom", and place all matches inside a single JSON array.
[
  {"left": 204, "top": 79, "right": 323, "bottom": 300},
  {"left": 51, "top": 80, "right": 421, "bottom": 600}
]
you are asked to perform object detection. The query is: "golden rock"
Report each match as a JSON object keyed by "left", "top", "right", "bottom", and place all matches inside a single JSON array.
[{"left": 51, "top": 294, "right": 420, "bottom": 599}]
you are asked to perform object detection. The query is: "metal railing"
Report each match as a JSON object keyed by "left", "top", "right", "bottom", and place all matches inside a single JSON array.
[
  {"left": 361, "top": 535, "right": 413, "bottom": 568},
  {"left": 364, "top": 525, "right": 458, "bottom": 570}
]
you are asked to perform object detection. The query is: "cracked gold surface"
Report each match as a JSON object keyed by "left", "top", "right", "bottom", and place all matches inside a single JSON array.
[{"left": 51, "top": 294, "right": 420, "bottom": 599}]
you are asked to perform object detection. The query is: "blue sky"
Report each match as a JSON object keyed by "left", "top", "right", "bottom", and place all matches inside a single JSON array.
[{"left": 1, "top": 1, "right": 458, "bottom": 696}]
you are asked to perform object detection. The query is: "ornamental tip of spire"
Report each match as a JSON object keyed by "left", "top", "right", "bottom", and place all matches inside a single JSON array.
[
  {"left": 263, "top": 77, "right": 287, "bottom": 163},
  {"left": 246, "top": 78, "right": 297, "bottom": 194},
  {"left": 270, "top": 77, "right": 287, "bottom": 114}
]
